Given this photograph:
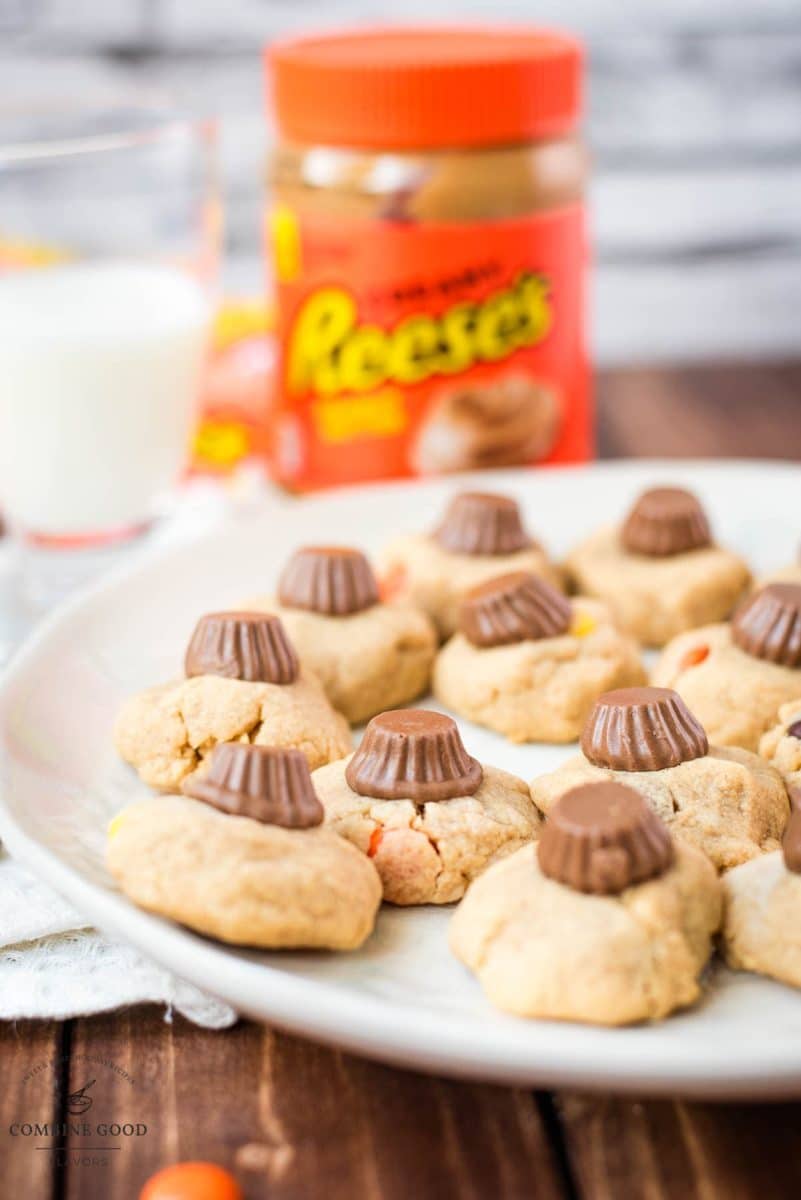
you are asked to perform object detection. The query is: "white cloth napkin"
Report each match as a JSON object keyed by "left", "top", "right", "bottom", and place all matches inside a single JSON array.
[{"left": 0, "top": 851, "right": 238, "bottom": 1027}]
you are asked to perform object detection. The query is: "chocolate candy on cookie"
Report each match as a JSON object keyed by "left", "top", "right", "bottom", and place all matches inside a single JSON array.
[
  {"left": 345, "top": 709, "right": 482, "bottom": 801},
  {"left": 566, "top": 484, "right": 750, "bottom": 647},
  {"left": 732, "top": 584, "right": 801, "bottom": 668},
  {"left": 185, "top": 611, "right": 299, "bottom": 683},
  {"left": 184, "top": 743, "right": 324, "bottom": 828},
  {"left": 654, "top": 584, "right": 801, "bottom": 754},
  {"left": 434, "top": 492, "right": 532, "bottom": 556},
  {"left": 433, "top": 578, "right": 645, "bottom": 744},
  {"left": 580, "top": 686, "right": 708, "bottom": 772},
  {"left": 621, "top": 487, "right": 711, "bottom": 558},
  {"left": 312, "top": 709, "right": 539, "bottom": 906},
  {"left": 108, "top": 744, "right": 381, "bottom": 951},
  {"left": 248, "top": 544, "right": 436, "bottom": 725},
  {"left": 532, "top": 685, "right": 789, "bottom": 872},
  {"left": 278, "top": 546, "right": 379, "bottom": 616},
  {"left": 114, "top": 611, "right": 351, "bottom": 791},
  {"left": 538, "top": 781, "right": 674, "bottom": 895},
  {"left": 378, "top": 489, "right": 563, "bottom": 640},
  {"left": 459, "top": 571, "right": 571, "bottom": 647},
  {"left": 450, "top": 777, "right": 720, "bottom": 1025}
]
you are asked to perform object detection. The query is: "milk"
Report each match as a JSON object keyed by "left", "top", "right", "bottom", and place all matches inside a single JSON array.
[{"left": 0, "top": 262, "right": 210, "bottom": 536}]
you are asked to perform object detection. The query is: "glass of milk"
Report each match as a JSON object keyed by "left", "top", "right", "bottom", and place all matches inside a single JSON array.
[{"left": 0, "top": 106, "right": 217, "bottom": 605}]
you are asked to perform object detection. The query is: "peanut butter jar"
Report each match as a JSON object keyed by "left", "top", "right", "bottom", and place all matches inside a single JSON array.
[{"left": 265, "top": 26, "right": 590, "bottom": 490}]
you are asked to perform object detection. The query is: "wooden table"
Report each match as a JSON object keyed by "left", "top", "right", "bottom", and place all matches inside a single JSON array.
[{"left": 4, "top": 360, "right": 801, "bottom": 1200}]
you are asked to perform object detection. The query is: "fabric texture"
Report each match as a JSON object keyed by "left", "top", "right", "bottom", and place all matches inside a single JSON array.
[{"left": 0, "top": 851, "right": 237, "bottom": 1027}]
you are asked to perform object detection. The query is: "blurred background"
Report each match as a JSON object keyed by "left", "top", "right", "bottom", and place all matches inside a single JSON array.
[{"left": 3, "top": 0, "right": 800, "bottom": 366}]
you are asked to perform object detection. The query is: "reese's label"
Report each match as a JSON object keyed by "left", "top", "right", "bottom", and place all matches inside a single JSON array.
[{"left": 267, "top": 205, "right": 590, "bottom": 489}]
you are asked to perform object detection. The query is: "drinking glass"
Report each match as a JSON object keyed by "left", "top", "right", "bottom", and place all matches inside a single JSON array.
[{"left": 0, "top": 104, "right": 218, "bottom": 610}]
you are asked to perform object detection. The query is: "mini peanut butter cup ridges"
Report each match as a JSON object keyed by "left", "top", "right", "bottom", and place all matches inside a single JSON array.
[
  {"left": 183, "top": 743, "right": 324, "bottom": 828},
  {"left": 732, "top": 584, "right": 801, "bottom": 668},
  {"left": 538, "top": 780, "right": 674, "bottom": 895},
  {"left": 345, "top": 709, "right": 482, "bottom": 801},
  {"left": 278, "top": 546, "right": 379, "bottom": 615},
  {"left": 460, "top": 572, "right": 571, "bottom": 647},
  {"left": 581, "top": 686, "right": 709, "bottom": 772},
  {"left": 621, "top": 487, "right": 711, "bottom": 557},
  {"left": 185, "top": 612, "right": 299, "bottom": 684},
  {"left": 434, "top": 491, "right": 532, "bottom": 556}
]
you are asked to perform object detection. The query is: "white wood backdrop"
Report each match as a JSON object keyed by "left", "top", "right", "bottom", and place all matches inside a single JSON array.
[{"left": 2, "top": 0, "right": 801, "bottom": 365}]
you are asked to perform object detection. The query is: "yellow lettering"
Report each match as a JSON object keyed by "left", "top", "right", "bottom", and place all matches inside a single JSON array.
[
  {"left": 387, "top": 315, "right": 442, "bottom": 384},
  {"left": 286, "top": 273, "right": 552, "bottom": 397},
  {"left": 338, "top": 325, "right": 390, "bottom": 392},
  {"left": 288, "top": 288, "right": 356, "bottom": 395}
]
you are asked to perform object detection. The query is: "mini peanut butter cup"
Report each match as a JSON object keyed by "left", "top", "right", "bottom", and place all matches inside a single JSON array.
[
  {"left": 345, "top": 709, "right": 482, "bottom": 801},
  {"left": 185, "top": 612, "right": 299, "bottom": 684},
  {"left": 434, "top": 491, "right": 532, "bottom": 556},
  {"left": 788, "top": 719, "right": 801, "bottom": 740},
  {"left": 621, "top": 487, "right": 711, "bottom": 557},
  {"left": 277, "top": 546, "right": 379, "bottom": 616},
  {"left": 183, "top": 743, "right": 323, "bottom": 828},
  {"left": 538, "top": 781, "right": 674, "bottom": 895},
  {"left": 460, "top": 572, "right": 571, "bottom": 647},
  {"left": 731, "top": 584, "right": 801, "bottom": 668},
  {"left": 581, "top": 686, "right": 708, "bottom": 772}
]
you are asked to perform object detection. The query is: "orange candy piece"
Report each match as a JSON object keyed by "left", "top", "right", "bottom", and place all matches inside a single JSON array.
[
  {"left": 679, "top": 645, "right": 710, "bottom": 671},
  {"left": 367, "top": 827, "right": 384, "bottom": 858},
  {"left": 140, "top": 1162, "right": 242, "bottom": 1200},
  {"left": 379, "top": 563, "right": 407, "bottom": 602}
]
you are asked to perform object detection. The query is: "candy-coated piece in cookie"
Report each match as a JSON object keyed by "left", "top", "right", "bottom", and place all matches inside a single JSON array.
[
  {"left": 312, "top": 709, "right": 541, "bottom": 905},
  {"left": 450, "top": 781, "right": 721, "bottom": 1025},
  {"left": 433, "top": 573, "right": 646, "bottom": 743},
  {"left": 246, "top": 546, "right": 436, "bottom": 725},
  {"left": 108, "top": 745, "right": 381, "bottom": 950},
  {"left": 531, "top": 687, "right": 789, "bottom": 871},
  {"left": 114, "top": 612, "right": 351, "bottom": 791},
  {"left": 653, "top": 584, "right": 801, "bottom": 751},
  {"left": 722, "top": 811, "right": 801, "bottom": 989},
  {"left": 565, "top": 486, "right": 750, "bottom": 648},
  {"left": 378, "top": 491, "right": 562, "bottom": 640}
]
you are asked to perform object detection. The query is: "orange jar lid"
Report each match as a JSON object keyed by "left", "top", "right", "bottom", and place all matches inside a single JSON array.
[{"left": 267, "top": 26, "right": 583, "bottom": 150}]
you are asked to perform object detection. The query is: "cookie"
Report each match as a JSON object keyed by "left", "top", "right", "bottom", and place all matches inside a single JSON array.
[
  {"left": 312, "top": 710, "right": 541, "bottom": 905},
  {"left": 107, "top": 746, "right": 381, "bottom": 950},
  {"left": 450, "top": 781, "right": 722, "bottom": 1025},
  {"left": 530, "top": 687, "right": 789, "bottom": 870},
  {"left": 653, "top": 585, "right": 801, "bottom": 751},
  {"left": 246, "top": 547, "right": 437, "bottom": 724},
  {"left": 114, "top": 612, "right": 351, "bottom": 790},
  {"left": 379, "top": 490, "right": 562, "bottom": 640},
  {"left": 433, "top": 574, "right": 645, "bottom": 742},
  {"left": 759, "top": 699, "right": 801, "bottom": 806},
  {"left": 722, "top": 812, "right": 801, "bottom": 989},
  {"left": 565, "top": 487, "right": 750, "bottom": 647}
]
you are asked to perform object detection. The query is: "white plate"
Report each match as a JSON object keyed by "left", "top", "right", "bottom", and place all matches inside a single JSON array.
[{"left": 3, "top": 460, "right": 801, "bottom": 1099}]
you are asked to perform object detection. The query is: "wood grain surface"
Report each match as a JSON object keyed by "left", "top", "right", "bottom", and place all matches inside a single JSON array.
[{"left": 1, "top": 361, "right": 800, "bottom": 1200}]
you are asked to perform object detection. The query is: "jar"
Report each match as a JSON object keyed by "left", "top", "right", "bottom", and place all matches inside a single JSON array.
[{"left": 266, "top": 27, "right": 589, "bottom": 490}]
